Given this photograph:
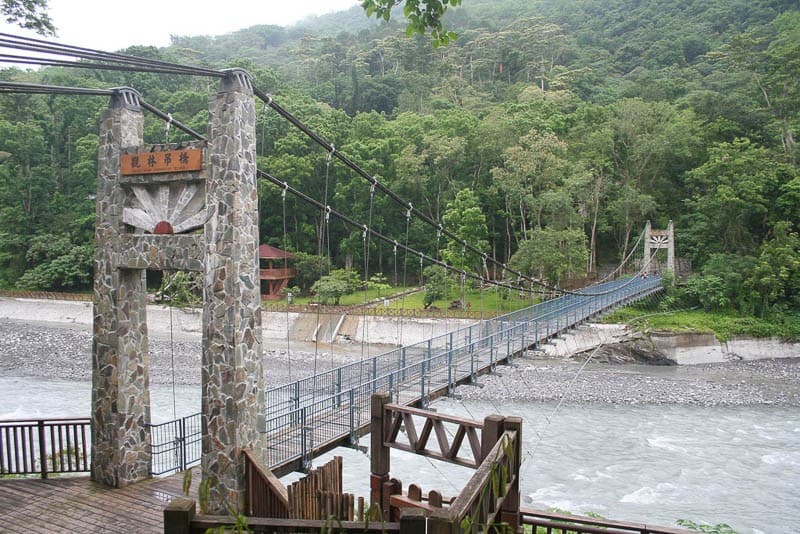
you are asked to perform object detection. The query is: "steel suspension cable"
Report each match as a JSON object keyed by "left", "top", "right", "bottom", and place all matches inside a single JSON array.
[
  {"left": 0, "top": 32, "right": 222, "bottom": 77},
  {"left": 594, "top": 228, "right": 646, "bottom": 285},
  {"left": 397, "top": 207, "right": 413, "bottom": 347},
  {"left": 0, "top": 80, "right": 113, "bottom": 96},
  {"left": 281, "top": 184, "right": 293, "bottom": 381},
  {"left": 259, "top": 170, "right": 537, "bottom": 295},
  {"left": 252, "top": 88, "right": 646, "bottom": 298},
  {"left": 140, "top": 100, "right": 207, "bottom": 141},
  {"left": 0, "top": 54, "right": 216, "bottom": 75}
]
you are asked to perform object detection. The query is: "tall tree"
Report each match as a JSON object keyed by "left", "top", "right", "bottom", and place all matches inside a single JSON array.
[
  {"left": 683, "top": 138, "right": 794, "bottom": 261},
  {"left": 590, "top": 99, "right": 699, "bottom": 260},
  {"left": 440, "top": 188, "right": 489, "bottom": 275},
  {"left": 361, "top": 0, "right": 462, "bottom": 46},
  {"left": 508, "top": 227, "right": 588, "bottom": 287},
  {"left": 2, "top": 0, "right": 55, "bottom": 35},
  {"left": 712, "top": 13, "right": 800, "bottom": 163}
]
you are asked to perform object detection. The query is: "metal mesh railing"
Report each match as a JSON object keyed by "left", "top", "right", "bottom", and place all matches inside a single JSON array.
[
  {"left": 147, "top": 412, "right": 202, "bottom": 476},
  {"left": 149, "top": 275, "right": 662, "bottom": 474}
]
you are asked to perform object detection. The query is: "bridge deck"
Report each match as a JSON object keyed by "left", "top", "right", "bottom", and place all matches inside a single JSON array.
[{"left": 0, "top": 469, "right": 197, "bottom": 533}]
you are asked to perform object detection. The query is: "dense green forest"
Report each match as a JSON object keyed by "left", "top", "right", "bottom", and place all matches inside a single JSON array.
[{"left": 0, "top": 0, "right": 798, "bottom": 318}]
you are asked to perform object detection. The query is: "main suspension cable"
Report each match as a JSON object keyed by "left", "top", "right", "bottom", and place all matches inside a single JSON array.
[{"left": 0, "top": 32, "right": 222, "bottom": 77}]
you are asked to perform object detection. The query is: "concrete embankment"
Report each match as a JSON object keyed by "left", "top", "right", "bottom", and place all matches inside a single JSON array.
[
  {"left": 549, "top": 323, "right": 800, "bottom": 365},
  {"left": 650, "top": 332, "right": 800, "bottom": 364},
  {"left": 3, "top": 296, "right": 798, "bottom": 365},
  {"left": 0, "top": 297, "right": 472, "bottom": 347}
]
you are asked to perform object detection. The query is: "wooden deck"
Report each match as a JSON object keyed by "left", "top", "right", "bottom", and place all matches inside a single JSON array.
[{"left": 0, "top": 468, "right": 198, "bottom": 533}]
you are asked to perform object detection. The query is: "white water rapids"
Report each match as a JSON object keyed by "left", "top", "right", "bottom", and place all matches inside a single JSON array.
[{"left": 2, "top": 376, "right": 798, "bottom": 533}]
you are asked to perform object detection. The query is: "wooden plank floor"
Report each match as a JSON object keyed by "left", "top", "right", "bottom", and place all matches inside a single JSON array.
[{"left": 0, "top": 468, "right": 198, "bottom": 533}]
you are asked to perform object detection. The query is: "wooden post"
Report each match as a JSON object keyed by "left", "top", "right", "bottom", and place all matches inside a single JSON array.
[
  {"left": 428, "top": 490, "right": 443, "bottom": 508},
  {"left": 384, "top": 478, "right": 403, "bottom": 521},
  {"left": 370, "top": 393, "right": 391, "bottom": 514},
  {"left": 427, "top": 509, "right": 458, "bottom": 534},
  {"left": 38, "top": 420, "right": 48, "bottom": 479},
  {"left": 164, "top": 498, "right": 196, "bottom": 534},
  {"left": 500, "top": 416, "right": 522, "bottom": 530},
  {"left": 400, "top": 508, "right": 427, "bottom": 534},
  {"left": 481, "top": 414, "right": 504, "bottom": 462},
  {"left": 408, "top": 484, "right": 422, "bottom": 503}
]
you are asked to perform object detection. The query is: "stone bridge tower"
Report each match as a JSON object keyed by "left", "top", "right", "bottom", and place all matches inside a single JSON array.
[
  {"left": 91, "top": 70, "right": 265, "bottom": 513},
  {"left": 644, "top": 220, "right": 675, "bottom": 282}
]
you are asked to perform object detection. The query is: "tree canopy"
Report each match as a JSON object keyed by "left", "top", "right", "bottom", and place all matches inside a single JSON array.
[
  {"left": 0, "top": 0, "right": 798, "bottom": 318},
  {"left": 2, "top": 0, "right": 55, "bottom": 35},
  {"left": 361, "top": 0, "right": 462, "bottom": 46}
]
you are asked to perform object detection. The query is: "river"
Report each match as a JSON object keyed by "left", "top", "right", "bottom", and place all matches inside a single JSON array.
[{"left": 2, "top": 376, "right": 798, "bottom": 533}]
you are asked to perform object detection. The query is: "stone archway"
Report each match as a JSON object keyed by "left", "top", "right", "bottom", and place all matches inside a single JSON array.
[
  {"left": 91, "top": 70, "right": 265, "bottom": 513},
  {"left": 644, "top": 220, "right": 675, "bottom": 281}
]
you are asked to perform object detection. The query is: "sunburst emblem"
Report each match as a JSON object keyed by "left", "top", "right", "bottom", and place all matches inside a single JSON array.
[
  {"left": 650, "top": 235, "right": 670, "bottom": 247},
  {"left": 122, "top": 182, "right": 205, "bottom": 234}
]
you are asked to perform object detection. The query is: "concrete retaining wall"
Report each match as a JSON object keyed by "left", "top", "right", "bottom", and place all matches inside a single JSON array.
[{"left": 650, "top": 332, "right": 800, "bottom": 364}]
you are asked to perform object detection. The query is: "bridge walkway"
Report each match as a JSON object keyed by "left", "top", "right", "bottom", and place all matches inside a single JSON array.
[{"left": 259, "top": 276, "right": 662, "bottom": 475}]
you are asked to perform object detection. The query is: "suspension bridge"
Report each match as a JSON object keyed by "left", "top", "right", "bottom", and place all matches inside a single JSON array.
[
  {"left": 145, "top": 271, "right": 661, "bottom": 477},
  {"left": 0, "top": 33, "right": 678, "bottom": 532}
]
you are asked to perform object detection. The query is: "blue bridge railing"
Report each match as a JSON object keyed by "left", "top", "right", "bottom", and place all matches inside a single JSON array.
[{"left": 150, "top": 275, "right": 662, "bottom": 475}]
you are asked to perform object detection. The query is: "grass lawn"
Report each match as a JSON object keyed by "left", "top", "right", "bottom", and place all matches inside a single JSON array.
[
  {"left": 387, "top": 287, "right": 535, "bottom": 314},
  {"left": 604, "top": 307, "right": 800, "bottom": 342},
  {"left": 281, "top": 285, "right": 536, "bottom": 314},
  {"left": 285, "top": 286, "right": 415, "bottom": 306}
]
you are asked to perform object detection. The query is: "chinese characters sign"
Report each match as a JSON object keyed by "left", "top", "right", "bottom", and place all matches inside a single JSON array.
[{"left": 121, "top": 148, "right": 203, "bottom": 175}]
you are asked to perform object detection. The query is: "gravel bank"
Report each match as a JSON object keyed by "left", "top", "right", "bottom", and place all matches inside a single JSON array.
[
  {"left": 0, "top": 318, "right": 370, "bottom": 387},
  {"left": 2, "top": 314, "right": 800, "bottom": 407},
  {"left": 456, "top": 353, "right": 800, "bottom": 406}
]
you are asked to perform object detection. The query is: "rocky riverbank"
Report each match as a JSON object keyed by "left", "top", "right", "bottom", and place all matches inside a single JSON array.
[
  {"left": 0, "top": 317, "right": 365, "bottom": 387},
  {"left": 2, "top": 297, "right": 800, "bottom": 407},
  {"left": 455, "top": 354, "right": 800, "bottom": 406}
]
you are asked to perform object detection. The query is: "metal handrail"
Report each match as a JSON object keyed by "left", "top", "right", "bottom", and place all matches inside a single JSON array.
[
  {"left": 151, "top": 276, "right": 663, "bottom": 474},
  {"left": 0, "top": 417, "right": 91, "bottom": 478}
]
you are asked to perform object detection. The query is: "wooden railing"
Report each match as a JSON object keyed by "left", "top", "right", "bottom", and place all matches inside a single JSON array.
[
  {"left": 286, "top": 455, "right": 363, "bottom": 521},
  {"left": 519, "top": 508, "right": 691, "bottom": 534},
  {"left": 0, "top": 290, "right": 91, "bottom": 301},
  {"left": 370, "top": 393, "right": 522, "bottom": 532},
  {"left": 164, "top": 498, "right": 401, "bottom": 533},
  {"left": 382, "top": 402, "right": 485, "bottom": 469},
  {"left": 259, "top": 267, "right": 295, "bottom": 280},
  {"left": 242, "top": 448, "right": 289, "bottom": 518},
  {"left": 0, "top": 418, "right": 91, "bottom": 478},
  {"left": 261, "top": 301, "right": 498, "bottom": 320},
  {"left": 435, "top": 427, "right": 520, "bottom": 532}
]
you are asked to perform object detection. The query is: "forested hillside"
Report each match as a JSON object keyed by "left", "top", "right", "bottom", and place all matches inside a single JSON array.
[{"left": 0, "top": 0, "right": 797, "bottom": 317}]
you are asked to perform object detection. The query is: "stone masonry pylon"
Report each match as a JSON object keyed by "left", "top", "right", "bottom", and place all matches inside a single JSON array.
[
  {"left": 91, "top": 71, "right": 266, "bottom": 509},
  {"left": 91, "top": 88, "right": 151, "bottom": 487},
  {"left": 201, "top": 69, "right": 267, "bottom": 514},
  {"left": 644, "top": 220, "right": 675, "bottom": 283}
]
